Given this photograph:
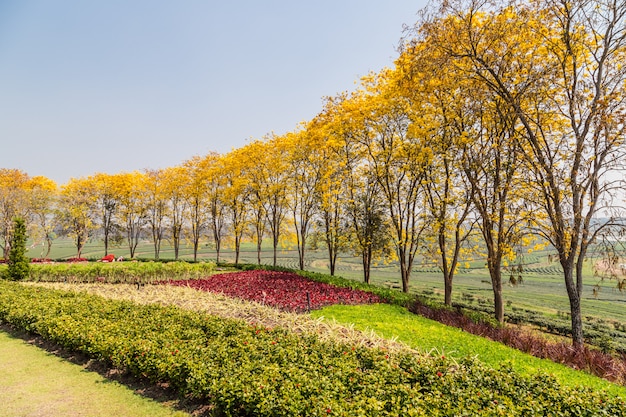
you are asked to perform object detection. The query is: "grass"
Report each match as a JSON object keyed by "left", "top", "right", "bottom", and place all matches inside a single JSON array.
[
  {"left": 311, "top": 303, "right": 626, "bottom": 398},
  {"left": 0, "top": 329, "right": 189, "bottom": 417}
]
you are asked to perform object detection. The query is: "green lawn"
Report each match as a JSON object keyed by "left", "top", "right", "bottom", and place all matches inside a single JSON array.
[
  {"left": 311, "top": 303, "right": 626, "bottom": 398},
  {"left": 0, "top": 329, "right": 189, "bottom": 417}
]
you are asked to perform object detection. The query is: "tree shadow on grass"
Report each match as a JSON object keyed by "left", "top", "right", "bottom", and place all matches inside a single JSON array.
[{"left": 0, "top": 323, "right": 214, "bottom": 417}]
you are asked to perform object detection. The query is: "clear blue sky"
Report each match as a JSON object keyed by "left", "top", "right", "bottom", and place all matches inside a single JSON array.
[{"left": 0, "top": 1, "right": 428, "bottom": 185}]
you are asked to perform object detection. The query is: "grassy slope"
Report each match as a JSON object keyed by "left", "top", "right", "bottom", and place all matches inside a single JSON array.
[
  {"left": 0, "top": 330, "right": 189, "bottom": 417},
  {"left": 311, "top": 303, "right": 626, "bottom": 398}
]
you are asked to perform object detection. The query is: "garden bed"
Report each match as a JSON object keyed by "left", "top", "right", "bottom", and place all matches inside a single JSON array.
[
  {"left": 1, "top": 280, "right": 624, "bottom": 416},
  {"left": 159, "top": 270, "right": 382, "bottom": 312}
]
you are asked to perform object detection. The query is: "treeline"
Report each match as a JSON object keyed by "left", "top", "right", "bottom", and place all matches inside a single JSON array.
[{"left": 1, "top": 0, "right": 626, "bottom": 348}]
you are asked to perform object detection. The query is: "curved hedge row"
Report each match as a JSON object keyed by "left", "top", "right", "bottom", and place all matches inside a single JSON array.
[{"left": 0, "top": 281, "right": 624, "bottom": 416}]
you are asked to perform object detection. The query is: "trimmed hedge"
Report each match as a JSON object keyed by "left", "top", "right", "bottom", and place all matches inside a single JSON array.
[
  {"left": 0, "top": 261, "right": 216, "bottom": 284},
  {"left": 0, "top": 281, "right": 624, "bottom": 416}
]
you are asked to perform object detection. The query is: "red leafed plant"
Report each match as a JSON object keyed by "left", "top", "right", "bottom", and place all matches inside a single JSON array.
[
  {"left": 101, "top": 254, "right": 116, "bottom": 262},
  {"left": 31, "top": 258, "right": 53, "bottom": 263},
  {"left": 161, "top": 270, "right": 382, "bottom": 312},
  {"left": 66, "top": 257, "right": 88, "bottom": 262}
]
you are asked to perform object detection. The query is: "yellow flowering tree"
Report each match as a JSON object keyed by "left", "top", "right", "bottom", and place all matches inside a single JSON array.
[
  {"left": 0, "top": 169, "right": 30, "bottom": 259},
  {"left": 417, "top": 0, "right": 626, "bottom": 344},
  {"left": 58, "top": 177, "right": 97, "bottom": 258},
  {"left": 25, "top": 175, "right": 58, "bottom": 258}
]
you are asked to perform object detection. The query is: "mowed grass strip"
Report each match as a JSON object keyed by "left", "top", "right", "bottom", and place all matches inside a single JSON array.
[
  {"left": 0, "top": 330, "right": 189, "bottom": 417},
  {"left": 311, "top": 303, "right": 626, "bottom": 398}
]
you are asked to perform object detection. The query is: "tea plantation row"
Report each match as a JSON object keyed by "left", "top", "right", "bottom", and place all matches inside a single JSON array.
[{"left": 0, "top": 281, "right": 624, "bottom": 416}]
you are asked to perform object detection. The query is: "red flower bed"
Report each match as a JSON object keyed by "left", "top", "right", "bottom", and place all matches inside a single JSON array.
[
  {"left": 31, "top": 258, "right": 53, "bottom": 263},
  {"left": 66, "top": 257, "right": 88, "bottom": 262},
  {"left": 161, "top": 270, "right": 382, "bottom": 312}
]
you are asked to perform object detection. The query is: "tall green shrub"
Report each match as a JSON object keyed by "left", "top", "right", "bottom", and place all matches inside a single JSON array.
[{"left": 7, "top": 217, "right": 29, "bottom": 281}]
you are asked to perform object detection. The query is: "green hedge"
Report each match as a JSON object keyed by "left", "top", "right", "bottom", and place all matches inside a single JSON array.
[
  {"left": 0, "top": 281, "right": 624, "bottom": 416},
  {"left": 0, "top": 261, "right": 216, "bottom": 284}
]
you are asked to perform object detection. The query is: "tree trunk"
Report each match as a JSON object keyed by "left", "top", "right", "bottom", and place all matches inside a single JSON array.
[
  {"left": 563, "top": 264, "right": 584, "bottom": 348},
  {"left": 151, "top": 221, "right": 162, "bottom": 260},
  {"left": 102, "top": 211, "right": 112, "bottom": 257},
  {"left": 234, "top": 234, "right": 241, "bottom": 265},
  {"left": 297, "top": 223, "right": 306, "bottom": 270},
  {"left": 212, "top": 222, "right": 221, "bottom": 264},
  {"left": 444, "top": 274, "right": 453, "bottom": 306},
  {"left": 362, "top": 248, "right": 371, "bottom": 284},
  {"left": 128, "top": 225, "right": 140, "bottom": 259},
  {"left": 398, "top": 248, "right": 411, "bottom": 293},
  {"left": 298, "top": 250, "right": 305, "bottom": 270},
  {"left": 485, "top": 240, "right": 505, "bottom": 324},
  {"left": 327, "top": 240, "right": 337, "bottom": 276},
  {"left": 44, "top": 235, "right": 52, "bottom": 258},
  {"left": 492, "top": 276, "right": 504, "bottom": 324},
  {"left": 153, "top": 237, "right": 160, "bottom": 260},
  {"left": 400, "top": 266, "right": 410, "bottom": 293},
  {"left": 269, "top": 209, "right": 281, "bottom": 267},
  {"left": 173, "top": 227, "right": 180, "bottom": 260},
  {"left": 568, "top": 292, "right": 584, "bottom": 349},
  {"left": 272, "top": 239, "right": 278, "bottom": 267},
  {"left": 488, "top": 262, "right": 504, "bottom": 324},
  {"left": 193, "top": 240, "right": 199, "bottom": 262},
  {"left": 103, "top": 229, "right": 109, "bottom": 256},
  {"left": 254, "top": 211, "right": 264, "bottom": 265},
  {"left": 76, "top": 235, "right": 84, "bottom": 258},
  {"left": 441, "top": 233, "right": 452, "bottom": 306}
]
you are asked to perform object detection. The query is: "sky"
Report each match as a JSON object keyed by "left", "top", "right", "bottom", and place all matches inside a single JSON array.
[{"left": 0, "top": 0, "right": 429, "bottom": 185}]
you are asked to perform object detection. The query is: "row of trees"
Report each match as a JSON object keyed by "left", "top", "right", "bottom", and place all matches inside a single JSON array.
[
  {"left": 407, "top": 0, "right": 626, "bottom": 348},
  {"left": 1, "top": 0, "right": 624, "bottom": 348}
]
